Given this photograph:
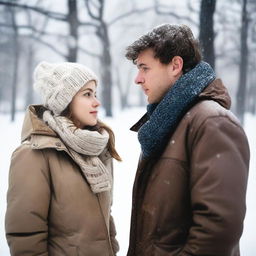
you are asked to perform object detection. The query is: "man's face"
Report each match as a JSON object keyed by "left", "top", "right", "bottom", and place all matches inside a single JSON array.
[{"left": 134, "top": 48, "right": 176, "bottom": 104}]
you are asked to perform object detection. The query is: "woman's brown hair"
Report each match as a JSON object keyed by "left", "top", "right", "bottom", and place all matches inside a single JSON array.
[{"left": 96, "top": 120, "right": 122, "bottom": 161}]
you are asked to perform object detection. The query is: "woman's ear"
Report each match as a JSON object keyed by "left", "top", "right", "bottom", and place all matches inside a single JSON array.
[{"left": 171, "top": 56, "right": 183, "bottom": 77}]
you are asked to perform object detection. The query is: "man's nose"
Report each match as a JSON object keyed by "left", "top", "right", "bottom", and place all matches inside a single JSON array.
[{"left": 135, "top": 72, "right": 144, "bottom": 84}]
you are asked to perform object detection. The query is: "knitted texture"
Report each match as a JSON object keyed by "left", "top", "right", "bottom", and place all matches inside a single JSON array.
[
  {"left": 34, "top": 61, "right": 98, "bottom": 115},
  {"left": 43, "top": 110, "right": 112, "bottom": 193},
  {"left": 138, "top": 61, "right": 216, "bottom": 158}
]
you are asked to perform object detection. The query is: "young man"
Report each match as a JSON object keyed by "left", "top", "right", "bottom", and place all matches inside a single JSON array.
[{"left": 125, "top": 24, "right": 250, "bottom": 256}]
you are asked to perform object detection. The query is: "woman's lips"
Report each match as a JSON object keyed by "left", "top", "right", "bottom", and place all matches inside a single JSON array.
[{"left": 90, "top": 111, "right": 98, "bottom": 116}]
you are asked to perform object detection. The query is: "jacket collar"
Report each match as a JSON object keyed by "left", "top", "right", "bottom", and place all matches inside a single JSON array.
[
  {"left": 199, "top": 78, "right": 231, "bottom": 109},
  {"left": 130, "top": 113, "right": 149, "bottom": 132},
  {"left": 21, "top": 105, "right": 67, "bottom": 151},
  {"left": 130, "top": 78, "right": 231, "bottom": 132}
]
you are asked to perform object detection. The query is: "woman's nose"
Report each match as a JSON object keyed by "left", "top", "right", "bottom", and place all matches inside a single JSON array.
[{"left": 93, "top": 97, "right": 101, "bottom": 107}]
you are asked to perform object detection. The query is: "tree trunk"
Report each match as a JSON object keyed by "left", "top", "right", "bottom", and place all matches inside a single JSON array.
[
  {"left": 236, "top": 0, "right": 248, "bottom": 125},
  {"left": 115, "top": 65, "right": 133, "bottom": 109},
  {"left": 249, "top": 53, "right": 256, "bottom": 115},
  {"left": 199, "top": 0, "right": 216, "bottom": 70},
  {"left": 98, "top": 22, "right": 112, "bottom": 116},
  {"left": 115, "top": 66, "right": 126, "bottom": 110},
  {"left": 247, "top": 66, "right": 256, "bottom": 115},
  {"left": 10, "top": 7, "right": 19, "bottom": 122},
  {"left": 67, "top": 0, "right": 78, "bottom": 61},
  {"left": 25, "top": 41, "right": 34, "bottom": 109}
]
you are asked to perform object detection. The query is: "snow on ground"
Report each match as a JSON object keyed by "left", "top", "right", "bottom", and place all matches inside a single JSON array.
[
  {"left": 240, "top": 113, "right": 256, "bottom": 255},
  {"left": 0, "top": 109, "right": 255, "bottom": 256}
]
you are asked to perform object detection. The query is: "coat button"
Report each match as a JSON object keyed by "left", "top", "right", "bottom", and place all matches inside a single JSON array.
[{"left": 55, "top": 142, "right": 62, "bottom": 147}]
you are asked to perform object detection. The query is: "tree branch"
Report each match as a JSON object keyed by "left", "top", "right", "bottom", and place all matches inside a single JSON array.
[
  {"left": 154, "top": 2, "right": 198, "bottom": 26},
  {"left": 29, "top": 34, "right": 67, "bottom": 58},
  {"left": 84, "top": 0, "right": 99, "bottom": 20},
  {"left": 0, "top": 1, "right": 67, "bottom": 21},
  {"left": 0, "top": 23, "right": 68, "bottom": 38},
  {"left": 78, "top": 46, "right": 100, "bottom": 58},
  {"left": 98, "top": 0, "right": 104, "bottom": 20},
  {"left": 78, "top": 21, "right": 99, "bottom": 27},
  {"left": 109, "top": 6, "right": 154, "bottom": 26}
]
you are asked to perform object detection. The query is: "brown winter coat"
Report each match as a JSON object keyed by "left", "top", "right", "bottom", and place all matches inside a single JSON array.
[
  {"left": 5, "top": 105, "right": 119, "bottom": 256},
  {"left": 127, "top": 79, "right": 250, "bottom": 256}
]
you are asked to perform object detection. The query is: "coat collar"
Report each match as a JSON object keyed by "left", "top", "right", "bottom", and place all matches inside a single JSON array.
[
  {"left": 21, "top": 105, "right": 56, "bottom": 142},
  {"left": 130, "top": 113, "right": 149, "bottom": 132},
  {"left": 21, "top": 105, "right": 67, "bottom": 151},
  {"left": 130, "top": 78, "right": 231, "bottom": 132}
]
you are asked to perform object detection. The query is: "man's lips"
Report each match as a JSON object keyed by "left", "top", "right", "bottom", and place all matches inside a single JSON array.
[
  {"left": 143, "top": 88, "right": 149, "bottom": 94},
  {"left": 90, "top": 111, "right": 98, "bottom": 115}
]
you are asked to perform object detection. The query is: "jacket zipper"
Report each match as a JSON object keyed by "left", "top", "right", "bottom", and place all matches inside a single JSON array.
[{"left": 96, "top": 194, "right": 115, "bottom": 256}]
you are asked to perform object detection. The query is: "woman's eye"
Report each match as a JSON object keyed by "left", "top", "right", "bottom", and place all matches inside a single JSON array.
[{"left": 84, "top": 92, "right": 91, "bottom": 97}]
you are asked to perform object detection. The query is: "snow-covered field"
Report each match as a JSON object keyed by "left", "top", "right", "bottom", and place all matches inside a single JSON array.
[{"left": 0, "top": 109, "right": 255, "bottom": 256}]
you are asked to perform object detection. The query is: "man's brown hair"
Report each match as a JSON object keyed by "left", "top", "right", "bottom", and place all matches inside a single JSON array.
[{"left": 125, "top": 24, "right": 202, "bottom": 73}]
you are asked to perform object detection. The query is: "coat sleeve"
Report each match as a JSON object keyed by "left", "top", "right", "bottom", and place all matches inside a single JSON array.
[
  {"left": 181, "top": 116, "right": 250, "bottom": 256},
  {"left": 5, "top": 145, "right": 50, "bottom": 256}
]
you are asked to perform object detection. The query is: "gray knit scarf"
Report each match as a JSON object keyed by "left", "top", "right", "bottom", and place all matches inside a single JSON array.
[
  {"left": 138, "top": 61, "right": 216, "bottom": 158},
  {"left": 43, "top": 110, "right": 111, "bottom": 194}
]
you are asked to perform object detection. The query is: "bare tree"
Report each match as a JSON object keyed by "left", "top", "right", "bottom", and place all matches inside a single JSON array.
[
  {"left": 246, "top": 0, "right": 256, "bottom": 115},
  {"left": 115, "top": 65, "right": 133, "bottom": 109},
  {"left": 83, "top": 0, "right": 113, "bottom": 116},
  {"left": 9, "top": 4, "right": 19, "bottom": 121},
  {"left": 236, "top": 0, "right": 249, "bottom": 125},
  {"left": 0, "top": 0, "right": 143, "bottom": 117},
  {"left": 0, "top": 0, "right": 88, "bottom": 61},
  {"left": 0, "top": 0, "right": 96, "bottom": 119},
  {"left": 199, "top": 0, "right": 216, "bottom": 69},
  {"left": 247, "top": 56, "right": 256, "bottom": 115},
  {"left": 0, "top": 6, "right": 13, "bottom": 113},
  {"left": 67, "top": 0, "right": 79, "bottom": 61},
  {"left": 3, "top": 0, "right": 218, "bottom": 118},
  {"left": 24, "top": 38, "right": 35, "bottom": 108},
  {"left": 84, "top": 0, "right": 155, "bottom": 116}
]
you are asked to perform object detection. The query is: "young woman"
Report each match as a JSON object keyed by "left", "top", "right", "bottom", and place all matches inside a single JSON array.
[{"left": 5, "top": 61, "right": 120, "bottom": 256}]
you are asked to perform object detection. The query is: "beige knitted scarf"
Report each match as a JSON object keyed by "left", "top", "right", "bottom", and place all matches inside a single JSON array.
[{"left": 43, "top": 110, "right": 112, "bottom": 194}]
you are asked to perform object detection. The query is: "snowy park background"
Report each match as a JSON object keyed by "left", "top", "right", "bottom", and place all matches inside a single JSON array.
[
  {"left": 0, "top": 109, "right": 256, "bottom": 256},
  {"left": 1, "top": 0, "right": 256, "bottom": 255}
]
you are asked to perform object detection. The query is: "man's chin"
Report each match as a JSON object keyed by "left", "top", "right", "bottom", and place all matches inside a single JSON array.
[
  {"left": 148, "top": 98, "right": 160, "bottom": 104},
  {"left": 147, "top": 97, "right": 154, "bottom": 104}
]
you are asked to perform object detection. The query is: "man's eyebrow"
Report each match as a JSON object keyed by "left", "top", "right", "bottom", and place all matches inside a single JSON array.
[{"left": 137, "top": 63, "right": 147, "bottom": 68}]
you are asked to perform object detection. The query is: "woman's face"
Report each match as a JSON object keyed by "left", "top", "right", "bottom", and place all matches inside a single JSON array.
[{"left": 69, "top": 80, "right": 100, "bottom": 128}]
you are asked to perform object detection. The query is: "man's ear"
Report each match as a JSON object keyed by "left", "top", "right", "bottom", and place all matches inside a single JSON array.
[{"left": 171, "top": 56, "right": 183, "bottom": 77}]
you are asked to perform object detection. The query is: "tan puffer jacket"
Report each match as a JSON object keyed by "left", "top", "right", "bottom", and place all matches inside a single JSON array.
[{"left": 5, "top": 105, "right": 119, "bottom": 256}]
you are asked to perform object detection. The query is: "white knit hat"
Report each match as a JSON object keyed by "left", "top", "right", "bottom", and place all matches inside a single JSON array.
[{"left": 33, "top": 61, "right": 98, "bottom": 115}]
